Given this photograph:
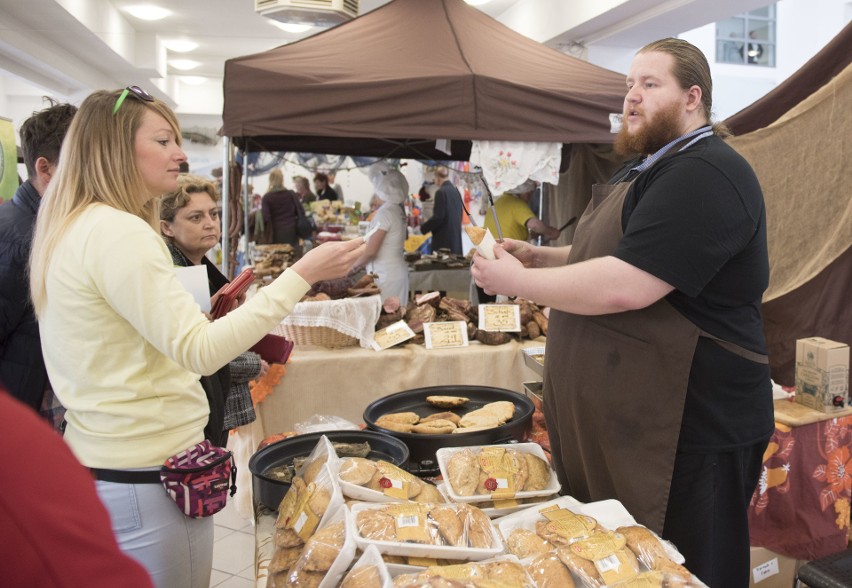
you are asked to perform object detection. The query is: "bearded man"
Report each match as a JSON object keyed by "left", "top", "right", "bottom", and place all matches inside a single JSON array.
[{"left": 471, "top": 38, "right": 772, "bottom": 587}]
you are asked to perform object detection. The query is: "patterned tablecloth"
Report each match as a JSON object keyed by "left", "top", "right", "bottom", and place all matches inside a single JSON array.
[{"left": 748, "top": 399, "right": 852, "bottom": 560}]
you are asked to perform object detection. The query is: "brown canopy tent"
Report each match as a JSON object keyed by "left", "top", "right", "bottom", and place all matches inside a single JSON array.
[
  {"left": 725, "top": 23, "right": 852, "bottom": 389},
  {"left": 221, "top": 0, "right": 626, "bottom": 161}
]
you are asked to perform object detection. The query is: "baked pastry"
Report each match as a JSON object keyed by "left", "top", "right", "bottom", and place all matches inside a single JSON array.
[
  {"left": 421, "top": 411, "right": 462, "bottom": 425},
  {"left": 446, "top": 449, "right": 481, "bottom": 495},
  {"left": 522, "top": 452, "right": 551, "bottom": 491},
  {"left": 268, "top": 545, "right": 302, "bottom": 574},
  {"left": 480, "top": 400, "right": 515, "bottom": 423},
  {"left": 483, "top": 560, "right": 529, "bottom": 585},
  {"left": 412, "top": 419, "right": 457, "bottom": 434},
  {"left": 273, "top": 527, "right": 303, "bottom": 549},
  {"left": 429, "top": 505, "right": 465, "bottom": 546},
  {"left": 506, "top": 528, "right": 554, "bottom": 558},
  {"left": 475, "top": 449, "right": 527, "bottom": 494},
  {"left": 526, "top": 554, "right": 575, "bottom": 588},
  {"left": 307, "top": 486, "right": 331, "bottom": 518},
  {"left": 464, "top": 226, "right": 486, "bottom": 245},
  {"left": 357, "top": 509, "right": 397, "bottom": 541},
  {"left": 459, "top": 504, "right": 493, "bottom": 548},
  {"left": 339, "top": 457, "right": 378, "bottom": 486},
  {"left": 374, "top": 417, "right": 415, "bottom": 433},
  {"left": 426, "top": 395, "right": 469, "bottom": 408},
  {"left": 285, "top": 569, "right": 324, "bottom": 588},
  {"left": 556, "top": 546, "right": 601, "bottom": 583},
  {"left": 457, "top": 412, "right": 502, "bottom": 429},
  {"left": 412, "top": 481, "right": 445, "bottom": 503},
  {"left": 366, "top": 468, "right": 423, "bottom": 499},
  {"left": 301, "top": 521, "right": 345, "bottom": 572},
  {"left": 341, "top": 564, "right": 383, "bottom": 588},
  {"left": 451, "top": 424, "right": 496, "bottom": 433},
  {"left": 301, "top": 455, "right": 328, "bottom": 485},
  {"left": 617, "top": 525, "right": 691, "bottom": 576},
  {"left": 377, "top": 411, "right": 420, "bottom": 424}
]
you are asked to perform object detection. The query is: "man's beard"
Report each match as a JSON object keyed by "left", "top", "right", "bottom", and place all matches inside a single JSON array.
[{"left": 614, "top": 102, "right": 684, "bottom": 157}]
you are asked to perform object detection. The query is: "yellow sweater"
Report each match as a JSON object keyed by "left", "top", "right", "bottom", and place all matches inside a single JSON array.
[
  {"left": 483, "top": 193, "right": 535, "bottom": 242},
  {"left": 40, "top": 204, "right": 309, "bottom": 468}
]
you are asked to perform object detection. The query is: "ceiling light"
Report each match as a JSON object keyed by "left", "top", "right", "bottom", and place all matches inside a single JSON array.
[
  {"left": 162, "top": 39, "right": 199, "bottom": 53},
  {"left": 464, "top": 0, "right": 492, "bottom": 5},
  {"left": 124, "top": 4, "right": 171, "bottom": 21},
  {"left": 270, "top": 21, "right": 312, "bottom": 34},
  {"left": 169, "top": 59, "right": 201, "bottom": 71},
  {"left": 179, "top": 76, "right": 206, "bottom": 86}
]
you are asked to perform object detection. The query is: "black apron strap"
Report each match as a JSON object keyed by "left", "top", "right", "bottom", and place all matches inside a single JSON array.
[{"left": 698, "top": 329, "right": 769, "bottom": 364}]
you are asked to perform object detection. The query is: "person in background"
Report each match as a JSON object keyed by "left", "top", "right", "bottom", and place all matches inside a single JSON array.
[
  {"left": 262, "top": 168, "right": 302, "bottom": 254},
  {"left": 313, "top": 171, "right": 339, "bottom": 201},
  {"left": 471, "top": 38, "right": 772, "bottom": 587},
  {"left": 247, "top": 191, "right": 266, "bottom": 243},
  {"left": 0, "top": 386, "right": 154, "bottom": 588},
  {"left": 28, "top": 86, "right": 366, "bottom": 587},
  {"left": 160, "top": 173, "right": 269, "bottom": 446},
  {"left": 293, "top": 174, "right": 316, "bottom": 206},
  {"left": 0, "top": 99, "right": 76, "bottom": 421},
  {"left": 354, "top": 166, "right": 409, "bottom": 303},
  {"left": 420, "top": 165, "right": 463, "bottom": 255},
  {"left": 327, "top": 169, "right": 344, "bottom": 200},
  {"left": 483, "top": 179, "right": 560, "bottom": 243}
]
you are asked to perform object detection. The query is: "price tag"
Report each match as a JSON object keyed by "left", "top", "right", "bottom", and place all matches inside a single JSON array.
[
  {"left": 423, "top": 321, "right": 469, "bottom": 349},
  {"left": 478, "top": 304, "right": 521, "bottom": 332},
  {"left": 371, "top": 320, "right": 416, "bottom": 351}
]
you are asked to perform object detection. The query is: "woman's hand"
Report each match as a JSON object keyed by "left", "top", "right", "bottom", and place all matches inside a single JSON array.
[{"left": 290, "top": 238, "right": 367, "bottom": 285}]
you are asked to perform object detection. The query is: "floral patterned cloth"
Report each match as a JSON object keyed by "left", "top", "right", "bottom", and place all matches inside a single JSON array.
[
  {"left": 748, "top": 414, "right": 852, "bottom": 559},
  {"left": 469, "top": 141, "right": 562, "bottom": 193}
]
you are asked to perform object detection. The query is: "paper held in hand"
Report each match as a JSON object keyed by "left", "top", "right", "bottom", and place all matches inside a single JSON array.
[{"left": 465, "top": 226, "right": 498, "bottom": 260}]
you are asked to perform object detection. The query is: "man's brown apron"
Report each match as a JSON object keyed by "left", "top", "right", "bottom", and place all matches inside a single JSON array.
[{"left": 543, "top": 163, "right": 767, "bottom": 534}]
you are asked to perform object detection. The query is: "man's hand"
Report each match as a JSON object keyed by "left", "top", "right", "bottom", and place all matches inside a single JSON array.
[{"left": 471, "top": 244, "right": 525, "bottom": 297}]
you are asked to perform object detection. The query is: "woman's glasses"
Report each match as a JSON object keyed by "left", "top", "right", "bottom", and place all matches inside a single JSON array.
[{"left": 112, "top": 85, "right": 155, "bottom": 115}]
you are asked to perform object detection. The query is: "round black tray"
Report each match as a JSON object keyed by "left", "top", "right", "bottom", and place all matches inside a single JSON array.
[
  {"left": 363, "top": 385, "right": 534, "bottom": 476},
  {"left": 249, "top": 429, "right": 409, "bottom": 511}
]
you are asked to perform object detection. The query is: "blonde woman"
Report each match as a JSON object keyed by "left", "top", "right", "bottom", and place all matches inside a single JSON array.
[{"left": 29, "top": 87, "right": 365, "bottom": 587}]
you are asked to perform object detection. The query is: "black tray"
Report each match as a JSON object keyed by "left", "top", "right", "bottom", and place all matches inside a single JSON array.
[
  {"left": 363, "top": 385, "right": 534, "bottom": 476},
  {"left": 249, "top": 429, "right": 409, "bottom": 511}
]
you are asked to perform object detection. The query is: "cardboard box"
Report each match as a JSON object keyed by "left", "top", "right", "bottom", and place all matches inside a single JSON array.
[
  {"left": 795, "top": 337, "right": 850, "bottom": 413},
  {"left": 749, "top": 546, "right": 802, "bottom": 587}
]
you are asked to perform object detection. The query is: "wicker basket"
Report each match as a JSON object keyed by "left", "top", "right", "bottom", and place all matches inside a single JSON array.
[{"left": 274, "top": 324, "right": 358, "bottom": 348}]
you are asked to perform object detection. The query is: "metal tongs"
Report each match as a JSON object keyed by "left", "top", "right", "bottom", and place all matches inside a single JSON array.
[{"left": 473, "top": 167, "right": 504, "bottom": 242}]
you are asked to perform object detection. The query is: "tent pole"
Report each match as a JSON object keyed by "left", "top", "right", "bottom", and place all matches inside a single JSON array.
[
  {"left": 243, "top": 150, "right": 250, "bottom": 254},
  {"left": 221, "top": 137, "right": 231, "bottom": 277}
]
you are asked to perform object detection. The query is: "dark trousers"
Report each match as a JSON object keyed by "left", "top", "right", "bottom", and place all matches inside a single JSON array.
[{"left": 662, "top": 441, "right": 768, "bottom": 587}]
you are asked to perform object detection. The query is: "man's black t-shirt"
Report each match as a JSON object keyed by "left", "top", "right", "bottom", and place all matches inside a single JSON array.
[{"left": 611, "top": 136, "right": 774, "bottom": 451}]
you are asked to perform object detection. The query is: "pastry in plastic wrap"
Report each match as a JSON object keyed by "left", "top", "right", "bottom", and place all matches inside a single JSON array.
[
  {"left": 473, "top": 448, "right": 528, "bottom": 494},
  {"left": 557, "top": 546, "right": 603, "bottom": 586},
  {"left": 299, "top": 521, "right": 346, "bottom": 572},
  {"left": 526, "top": 553, "right": 575, "bottom": 588},
  {"left": 616, "top": 525, "right": 692, "bottom": 578},
  {"left": 458, "top": 503, "right": 494, "bottom": 549},
  {"left": 284, "top": 569, "right": 324, "bottom": 588},
  {"left": 268, "top": 545, "right": 303, "bottom": 574},
  {"left": 483, "top": 560, "right": 530, "bottom": 585},
  {"left": 429, "top": 505, "right": 465, "bottom": 546},
  {"left": 302, "top": 455, "right": 329, "bottom": 485},
  {"left": 558, "top": 531, "right": 641, "bottom": 586},
  {"left": 274, "top": 527, "right": 304, "bottom": 549},
  {"left": 522, "top": 452, "right": 551, "bottom": 491},
  {"left": 341, "top": 564, "right": 383, "bottom": 588},
  {"left": 366, "top": 464, "right": 423, "bottom": 499},
  {"left": 413, "top": 481, "right": 446, "bottom": 504},
  {"left": 446, "top": 449, "right": 481, "bottom": 496},
  {"left": 357, "top": 508, "right": 398, "bottom": 541},
  {"left": 340, "top": 457, "right": 378, "bottom": 486},
  {"left": 506, "top": 528, "right": 554, "bottom": 559}
]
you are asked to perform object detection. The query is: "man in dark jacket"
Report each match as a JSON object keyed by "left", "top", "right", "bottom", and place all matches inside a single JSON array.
[
  {"left": 421, "top": 165, "right": 463, "bottom": 254},
  {"left": 0, "top": 100, "right": 77, "bottom": 411}
]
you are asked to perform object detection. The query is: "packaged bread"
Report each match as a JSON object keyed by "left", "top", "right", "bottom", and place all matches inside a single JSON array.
[
  {"left": 438, "top": 443, "right": 558, "bottom": 501},
  {"left": 558, "top": 531, "right": 641, "bottom": 586},
  {"left": 525, "top": 553, "right": 575, "bottom": 588},
  {"left": 616, "top": 525, "right": 692, "bottom": 578},
  {"left": 284, "top": 506, "right": 356, "bottom": 588},
  {"left": 341, "top": 544, "right": 392, "bottom": 588},
  {"left": 464, "top": 226, "right": 498, "bottom": 260}
]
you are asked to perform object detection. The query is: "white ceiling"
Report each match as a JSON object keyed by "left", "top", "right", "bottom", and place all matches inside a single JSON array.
[{"left": 0, "top": 0, "right": 772, "bottom": 122}]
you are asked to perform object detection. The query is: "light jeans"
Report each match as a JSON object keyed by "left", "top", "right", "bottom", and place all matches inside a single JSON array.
[{"left": 95, "top": 475, "right": 214, "bottom": 588}]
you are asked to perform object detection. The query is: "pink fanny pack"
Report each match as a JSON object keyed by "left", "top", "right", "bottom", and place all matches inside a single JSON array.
[{"left": 160, "top": 440, "right": 236, "bottom": 518}]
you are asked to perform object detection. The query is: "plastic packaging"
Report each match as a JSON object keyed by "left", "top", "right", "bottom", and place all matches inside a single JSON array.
[
  {"left": 295, "top": 414, "right": 361, "bottom": 434},
  {"left": 340, "top": 544, "right": 393, "bottom": 588}
]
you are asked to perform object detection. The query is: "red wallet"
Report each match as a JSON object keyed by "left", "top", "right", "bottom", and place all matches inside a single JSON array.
[
  {"left": 250, "top": 334, "right": 294, "bottom": 364},
  {"left": 210, "top": 268, "right": 254, "bottom": 320}
]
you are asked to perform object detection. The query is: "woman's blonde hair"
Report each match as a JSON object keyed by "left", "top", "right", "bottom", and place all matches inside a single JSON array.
[
  {"left": 268, "top": 168, "right": 285, "bottom": 191},
  {"left": 29, "top": 88, "right": 182, "bottom": 314}
]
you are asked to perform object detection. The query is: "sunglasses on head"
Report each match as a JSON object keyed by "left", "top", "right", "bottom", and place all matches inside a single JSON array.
[{"left": 112, "top": 85, "right": 155, "bottom": 115}]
